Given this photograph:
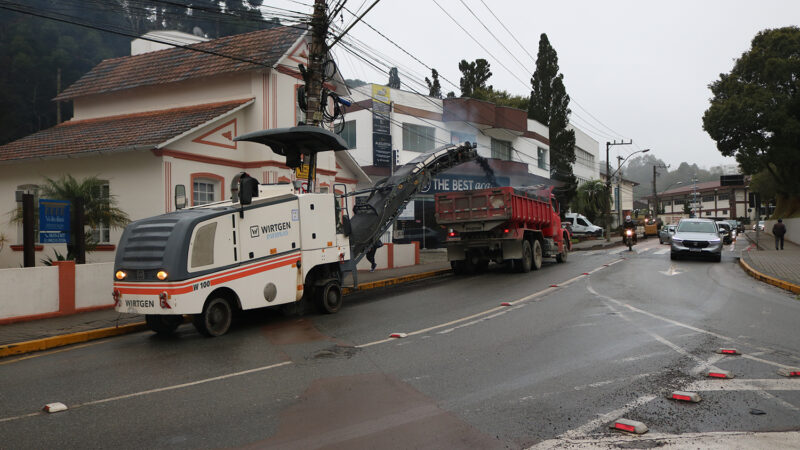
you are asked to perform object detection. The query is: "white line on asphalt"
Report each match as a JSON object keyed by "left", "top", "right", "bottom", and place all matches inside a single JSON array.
[
  {"left": 756, "top": 390, "right": 800, "bottom": 412},
  {"left": 529, "top": 431, "right": 800, "bottom": 449},
  {"left": 690, "top": 354, "right": 727, "bottom": 376},
  {"left": 79, "top": 361, "right": 293, "bottom": 407},
  {"left": 655, "top": 248, "right": 669, "bottom": 255},
  {"left": 518, "top": 372, "right": 657, "bottom": 403},
  {"left": 685, "top": 379, "right": 800, "bottom": 392},
  {"left": 556, "top": 394, "right": 657, "bottom": 440},
  {"left": 742, "top": 353, "right": 796, "bottom": 370},
  {"left": 0, "top": 411, "right": 41, "bottom": 424}
]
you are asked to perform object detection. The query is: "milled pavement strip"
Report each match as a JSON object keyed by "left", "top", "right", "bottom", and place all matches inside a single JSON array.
[
  {"left": 530, "top": 431, "right": 800, "bottom": 449},
  {"left": 0, "top": 269, "right": 454, "bottom": 359},
  {"left": 0, "top": 361, "right": 293, "bottom": 424},
  {"left": 356, "top": 260, "right": 621, "bottom": 348}
]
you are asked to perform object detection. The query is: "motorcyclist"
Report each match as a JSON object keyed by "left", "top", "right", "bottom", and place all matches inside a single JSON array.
[{"left": 622, "top": 215, "right": 637, "bottom": 244}]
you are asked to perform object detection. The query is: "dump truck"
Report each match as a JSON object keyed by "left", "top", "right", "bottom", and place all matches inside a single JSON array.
[
  {"left": 435, "top": 186, "right": 570, "bottom": 274},
  {"left": 112, "top": 126, "right": 476, "bottom": 336}
]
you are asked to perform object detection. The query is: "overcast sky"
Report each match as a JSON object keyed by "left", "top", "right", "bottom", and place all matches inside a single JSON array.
[{"left": 277, "top": 0, "right": 798, "bottom": 169}]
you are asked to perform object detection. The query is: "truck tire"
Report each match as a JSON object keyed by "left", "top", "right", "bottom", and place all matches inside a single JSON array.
[
  {"left": 451, "top": 260, "right": 466, "bottom": 275},
  {"left": 145, "top": 314, "right": 182, "bottom": 335},
  {"left": 517, "top": 240, "right": 533, "bottom": 273},
  {"left": 532, "top": 239, "right": 543, "bottom": 270},
  {"left": 317, "top": 280, "right": 342, "bottom": 314},
  {"left": 556, "top": 233, "right": 569, "bottom": 263},
  {"left": 193, "top": 297, "right": 232, "bottom": 337}
]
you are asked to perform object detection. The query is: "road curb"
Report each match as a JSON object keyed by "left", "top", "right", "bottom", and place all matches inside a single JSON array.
[
  {"left": 739, "top": 257, "right": 800, "bottom": 294},
  {"left": 1, "top": 269, "right": 453, "bottom": 359},
  {"left": 0, "top": 322, "right": 148, "bottom": 358},
  {"left": 342, "top": 268, "right": 452, "bottom": 295}
]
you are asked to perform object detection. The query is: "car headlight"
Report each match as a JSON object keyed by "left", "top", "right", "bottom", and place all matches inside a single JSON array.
[
  {"left": 672, "top": 238, "right": 682, "bottom": 244},
  {"left": 709, "top": 239, "right": 721, "bottom": 244}
]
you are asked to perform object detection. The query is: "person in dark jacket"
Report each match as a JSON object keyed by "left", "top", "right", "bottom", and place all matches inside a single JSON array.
[
  {"left": 772, "top": 218, "right": 787, "bottom": 250},
  {"left": 366, "top": 240, "right": 383, "bottom": 272}
]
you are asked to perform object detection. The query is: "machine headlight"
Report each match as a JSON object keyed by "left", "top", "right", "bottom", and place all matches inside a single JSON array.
[
  {"left": 157, "top": 270, "right": 168, "bottom": 280},
  {"left": 115, "top": 270, "right": 127, "bottom": 280}
]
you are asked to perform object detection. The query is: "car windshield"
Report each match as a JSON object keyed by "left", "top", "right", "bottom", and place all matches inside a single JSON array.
[
  {"left": 677, "top": 221, "right": 717, "bottom": 233},
  {"left": 717, "top": 223, "right": 730, "bottom": 231}
]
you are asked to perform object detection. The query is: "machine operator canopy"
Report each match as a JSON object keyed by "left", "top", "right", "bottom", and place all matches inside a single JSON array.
[{"left": 234, "top": 126, "right": 348, "bottom": 168}]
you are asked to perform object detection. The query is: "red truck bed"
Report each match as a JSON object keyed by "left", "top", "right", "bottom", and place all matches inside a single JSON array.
[{"left": 435, "top": 186, "right": 554, "bottom": 229}]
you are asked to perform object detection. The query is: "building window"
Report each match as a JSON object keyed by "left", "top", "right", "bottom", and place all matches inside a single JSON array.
[
  {"left": 702, "top": 195, "right": 714, "bottom": 202},
  {"left": 339, "top": 120, "right": 356, "bottom": 149},
  {"left": 191, "top": 173, "right": 224, "bottom": 206},
  {"left": 537, "top": 147, "right": 547, "bottom": 170},
  {"left": 575, "top": 146, "right": 595, "bottom": 169},
  {"left": 717, "top": 193, "right": 729, "bottom": 201},
  {"left": 491, "top": 138, "right": 512, "bottom": 161},
  {"left": 15, "top": 184, "right": 40, "bottom": 244},
  {"left": 90, "top": 182, "right": 111, "bottom": 244},
  {"left": 705, "top": 211, "right": 713, "bottom": 216},
  {"left": 402, "top": 123, "right": 435, "bottom": 152}
]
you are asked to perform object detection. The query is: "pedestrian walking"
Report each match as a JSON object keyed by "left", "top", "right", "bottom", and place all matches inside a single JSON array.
[
  {"left": 772, "top": 218, "right": 787, "bottom": 250},
  {"left": 366, "top": 240, "right": 383, "bottom": 272}
]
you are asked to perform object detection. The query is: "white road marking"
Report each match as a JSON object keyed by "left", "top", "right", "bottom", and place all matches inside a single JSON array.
[
  {"left": 655, "top": 248, "right": 670, "bottom": 255},
  {"left": 756, "top": 390, "right": 800, "bottom": 412},
  {"left": 690, "top": 354, "right": 727, "bottom": 376},
  {"left": 558, "top": 394, "right": 657, "bottom": 439},
  {"left": 529, "top": 431, "right": 800, "bottom": 449},
  {"left": 742, "top": 353, "right": 796, "bottom": 370},
  {"left": 685, "top": 378, "right": 800, "bottom": 392},
  {"left": 519, "top": 372, "right": 657, "bottom": 403}
]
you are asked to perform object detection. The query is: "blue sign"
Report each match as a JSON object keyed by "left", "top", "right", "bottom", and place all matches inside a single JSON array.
[
  {"left": 39, "top": 199, "right": 70, "bottom": 243},
  {"left": 40, "top": 232, "right": 68, "bottom": 244},
  {"left": 420, "top": 174, "right": 510, "bottom": 195}
]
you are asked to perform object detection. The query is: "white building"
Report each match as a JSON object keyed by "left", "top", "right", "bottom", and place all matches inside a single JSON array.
[{"left": 0, "top": 26, "right": 369, "bottom": 268}]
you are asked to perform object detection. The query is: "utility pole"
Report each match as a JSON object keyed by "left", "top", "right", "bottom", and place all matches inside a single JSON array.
[
  {"left": 616, "top": 155, "right": 623, "bottom": 227},
  {"left": 652, "top": 163, "right": 668, "bottom": 224},
  {"left": 604, "top": 140, "right": 632, "bottom": 241},
  {"left": 301, "top": 0, "right": 328, "bottom": 193}
]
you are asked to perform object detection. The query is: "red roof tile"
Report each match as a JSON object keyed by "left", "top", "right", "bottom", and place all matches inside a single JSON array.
[
  {"left": 0, "top": 99, "right": 253, "bottom": 162},
  {"left": 55, "top": 26, "right": 306, "bottom": 101}
]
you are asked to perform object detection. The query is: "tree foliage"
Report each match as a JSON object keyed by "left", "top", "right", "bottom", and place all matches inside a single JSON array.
[
  {"left": 571, "top": 179, "right": 608, "bottom": 224},
  {"left": 529, "top": 33, "right": 576, "bottom": 212},
  {"left": 40, "top": 175, "right": 130, "bottom": 259},
  {"left": 458, "top": 58, "right": 492, "bottom": 98},
  {"left": 425, "top": 68, "right": 442, "bottom": 98},
  {"left": 702, "top": 26, "right": 800, "bottom": 214},
  {"left": 387, "top": 67, "right": 401, "bottom": 89}
]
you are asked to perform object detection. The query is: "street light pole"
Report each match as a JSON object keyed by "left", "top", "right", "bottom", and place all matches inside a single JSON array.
[{"left": 604, "top": 140, "right": 633, "bottom": 241}]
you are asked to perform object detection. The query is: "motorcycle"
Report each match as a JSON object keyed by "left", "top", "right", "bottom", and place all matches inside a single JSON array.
[{"left": 624, "top": 228, "right": 635, "bottom": 251}]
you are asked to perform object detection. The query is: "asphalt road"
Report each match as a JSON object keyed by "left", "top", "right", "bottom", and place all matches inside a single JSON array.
[{"left": 2, "top": 237, "right": 799, "bottom": 449}]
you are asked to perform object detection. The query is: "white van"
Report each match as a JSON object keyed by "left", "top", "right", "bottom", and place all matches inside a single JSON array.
[{"left": 564, "top": 213, "right": 604, "bottom": 236}]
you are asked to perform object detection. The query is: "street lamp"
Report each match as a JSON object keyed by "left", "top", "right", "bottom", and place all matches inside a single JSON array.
[{"left": 606, "top": 148, "right": 649, "bottom": 240}]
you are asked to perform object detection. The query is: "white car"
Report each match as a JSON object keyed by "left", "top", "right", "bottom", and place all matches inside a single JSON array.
[{"left": 564, "top": 213, "right": 604, "bottom": 236}]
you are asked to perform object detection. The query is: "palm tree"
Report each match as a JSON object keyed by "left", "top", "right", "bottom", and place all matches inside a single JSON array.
[
  {"left": 40, "top": 175, "right": 130, "bottom": 262},
  {"left": 571, "top": 180, "right": 608, "bottom": 224}
]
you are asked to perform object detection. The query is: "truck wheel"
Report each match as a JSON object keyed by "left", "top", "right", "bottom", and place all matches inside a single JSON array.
[
  {"left": 532, "top": 239, "right": 543, "bottom": 270},
  {"left": 517, "top": 240, "right": 533, "bottom": 273},
  {"left": 318, "top": 280, "right": 342, "bottom": 314},
  {"left": 145, "top": 314, "right": 182, "bottom": 334},
  {"left": 451, "top": 260, "right": 466, "bottom": 275},
  {"left": 556, "top": 245, "right": 568, "bottom": 263},
  {"left": 193, "top": 297, "right": 232, "bottom": 337},
  {"left": 476, "top": 259, "right": 489, "bottom": 272}
]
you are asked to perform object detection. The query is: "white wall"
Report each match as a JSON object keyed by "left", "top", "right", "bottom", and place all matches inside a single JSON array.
[
  {"left": 0, "top": 266, "right": 59, "bottom": 319},
  {"left": 76, "top": 262, "right": 114, "bottom": 309},
  {"left": 765, "top": 218, "right": 799, "bottom": 245}
]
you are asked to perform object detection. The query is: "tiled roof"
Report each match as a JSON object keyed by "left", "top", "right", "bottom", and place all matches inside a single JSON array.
[
  {"left": 56, "top": 26, "right": 306, "bottom": 100},
  {"left": 0, "top": 99, "right": 253, "bottom": 162}
]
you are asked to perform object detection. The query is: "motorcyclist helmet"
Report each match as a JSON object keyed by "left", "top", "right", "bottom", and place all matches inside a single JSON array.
[{"left": 625, "top": 215, "right": 631, "bottom": 221}]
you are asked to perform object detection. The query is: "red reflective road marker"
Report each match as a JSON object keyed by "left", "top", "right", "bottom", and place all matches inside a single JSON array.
[
  {"left": 707, "top": 369, "right": 734, "bottom": 379},
  {"left": 43, "top": 402, "right": 68, "bottom": 413},
  {"left": 670, "top": 391, "right": 701, "bottom": 403},
  {"left": 389, "top": 332, "right": 407, "bottom": 339},
  {"left": 550, "top": 284, "right": 559, "bottom": 287},
  {"left": 582, "top": 272, "right": 590, "bottom": 275},
  {"left": 778, "top": 367, "right": 800, "bottom": 377},
  {"left": 716, "top": 348, "right": 740, "bottom": 355},
  {"left": 501, "top": 302, "right": 512, "bottom": 306},
  {"left": 610, "top": 418, "right": 648, "bottom": 434}
]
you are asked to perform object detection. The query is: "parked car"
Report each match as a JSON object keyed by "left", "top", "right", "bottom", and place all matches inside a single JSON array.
[
  {"left": 394, "top": 226, "right": 443, "bottom": 248},
  {"left": 564, "top": 213, "right": 604, "bottom": 236},
  {"left": 753, "top": 220, "right": 765, "bottom": 231},
  {"left": 670, "top": 218, "right": 723, "bottom": 262},
  {"left": 716, "top": 221, "right": 733, "bottom": 245},
  {"left": 659, "top": 224, "right": 677, "bottom": 244}
]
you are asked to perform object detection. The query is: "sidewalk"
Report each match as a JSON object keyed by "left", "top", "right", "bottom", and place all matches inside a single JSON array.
[
  {"left": 0, "top": 255, "right": 452, "bottom": 350},
  {"left": 570, "top": 234, "right": 626, "bottom": 251},
  {"left": 740, "top": 230, "right": 800, "bottom": 293}
]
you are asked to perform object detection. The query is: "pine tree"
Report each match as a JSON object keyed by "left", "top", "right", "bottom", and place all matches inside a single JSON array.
[
  {"left": 388, "top": 67, "right": 401, "bottom": 88},
  {"left": 528, "top": 33, "right": 577, "bottom": 213},
  {"left": 425, "top": 69, "right": 442, "bottom": 98},
  {"left": 458, "top": 59, "right": 492, "bottom": 98}
]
